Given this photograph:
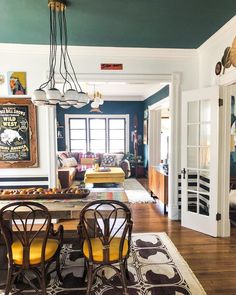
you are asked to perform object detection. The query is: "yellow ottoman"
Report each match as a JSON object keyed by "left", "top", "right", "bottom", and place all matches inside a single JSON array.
[{"left": 84, "top": 167, "right": 125, "bottom": 184}]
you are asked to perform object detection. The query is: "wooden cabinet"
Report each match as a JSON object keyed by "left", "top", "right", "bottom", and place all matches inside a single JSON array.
[{"left": 149, "top": 166, "right": 168, "bottom": 213}]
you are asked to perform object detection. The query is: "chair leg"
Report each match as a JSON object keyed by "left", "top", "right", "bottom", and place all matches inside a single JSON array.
[
  {"left": 124, "top": 259, "right": 130, "bottom": 280},
  {"left": 82, "top": 259, "right": 87, "bottom": 281},
  {"left": 120, "top": 262, "right": 129, "bottom": 295},
  {"left": 86, "top": 263, "right": 93, "bottom": 295},
  {"left": 56, "top": 254, "right": 63, "bottom": 282},
  {"left": 5, "top": 267, "right": 14, "bottom": 295},
  {"left": 40, "top": 269, "right": 47, "bottom": 295}
]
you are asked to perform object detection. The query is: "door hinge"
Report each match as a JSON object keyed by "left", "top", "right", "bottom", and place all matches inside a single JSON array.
[
  {"left": 216, "top": 213, "right": 221, "bottom": 221},
  {"left": 219, "top": 98, "right": 223, "bottom": 107}
]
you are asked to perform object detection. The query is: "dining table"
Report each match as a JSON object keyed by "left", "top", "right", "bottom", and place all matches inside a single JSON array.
[{"left": 0, "top": 190, "right": 129, "bottom": 219}]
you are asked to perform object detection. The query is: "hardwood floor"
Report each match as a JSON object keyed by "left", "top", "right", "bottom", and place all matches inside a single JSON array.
[
  {"left": 58, "top": 178, "right": 236, "bottom": 295},
  {"left": 138, "top": 177, "right": 236, "bottom": 295}
]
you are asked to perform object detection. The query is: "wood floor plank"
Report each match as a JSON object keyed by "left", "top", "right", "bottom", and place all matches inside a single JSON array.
[{"left": 57, "top": 178, "right": 236, "bottom": 294}]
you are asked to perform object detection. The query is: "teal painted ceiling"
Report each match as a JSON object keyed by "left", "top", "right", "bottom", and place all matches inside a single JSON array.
[{"left": 0, "top": 0, "right": 236, "bottom": 48}]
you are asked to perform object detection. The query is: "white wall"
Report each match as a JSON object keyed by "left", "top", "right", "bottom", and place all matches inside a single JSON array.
[
  {"left": 0, "top": 46, "right": 52, "bottom": 185},
  {"left": 0, "top": 35, "right": 205, "bottom": 185},
  {"left": 198, "top": 16, "right": 236, "bottom": 88}
]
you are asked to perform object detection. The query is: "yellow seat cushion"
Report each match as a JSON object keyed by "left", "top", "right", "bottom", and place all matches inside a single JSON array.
[
  {"left": 11, "top": 238, "right": 59, "bottom": 265},
  {"left": 83, "top": 237, "right": 128, "bottom": 262}
]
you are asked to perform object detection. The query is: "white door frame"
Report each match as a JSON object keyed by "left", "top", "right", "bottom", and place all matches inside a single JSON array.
[
  {"left": 217, "top": 72, "right": 236, "bottom": 237},
  {"left": 148, "top": 72, "right": 181, "bottom": 220},
  {"left": 51, "top": 71, "right": 182, "bottom": 221}
]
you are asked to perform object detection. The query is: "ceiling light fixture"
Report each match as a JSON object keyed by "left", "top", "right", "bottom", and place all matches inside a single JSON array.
[
  {"left": 32, "top": 0, "right": 90, "bottom": 109},
  {"left": 90, "top": 86, "right": 103, "bottom": 113}
]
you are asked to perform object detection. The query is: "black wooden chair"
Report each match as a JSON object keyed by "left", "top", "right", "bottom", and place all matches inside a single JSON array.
[
  {"left": 0, "top": 201, "right": 64, "bottom": 295},
  {"left": 78, "top": 200, "right": 133, "bottom": 295}
]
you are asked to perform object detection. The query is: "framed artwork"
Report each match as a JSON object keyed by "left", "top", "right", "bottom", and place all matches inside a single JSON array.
[
  {"left": 143, "top": 119, "right": 148, "bottom": 144},
  {"left": 0, "top": 98, "right": 38, "bottom": 168},
  {"left": 7, "top": 71, "right": 27, "bottom": 95}
]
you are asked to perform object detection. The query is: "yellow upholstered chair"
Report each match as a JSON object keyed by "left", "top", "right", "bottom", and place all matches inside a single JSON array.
[
  {"left": 78, "top": 200, "right": 133, "bottom": 295},
  {"left": 0, "top": 201, "right": 63, "bottom": 295}
]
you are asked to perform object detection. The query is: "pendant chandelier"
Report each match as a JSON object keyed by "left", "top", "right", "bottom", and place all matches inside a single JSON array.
[
  {"left": 32, "top": 0, "right": 90, "bottom": 109},
  {"left": 90, "top": 86, "right": 104, "bottom": 113}
]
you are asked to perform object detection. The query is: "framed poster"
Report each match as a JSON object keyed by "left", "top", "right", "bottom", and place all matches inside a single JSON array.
[{"left": 0, "top": 98, "right": 38, "bottom": 168}]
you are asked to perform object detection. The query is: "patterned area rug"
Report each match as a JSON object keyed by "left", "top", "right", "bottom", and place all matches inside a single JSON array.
[{"left": 0, "top": 233, "right": 206, "bottom": 294}]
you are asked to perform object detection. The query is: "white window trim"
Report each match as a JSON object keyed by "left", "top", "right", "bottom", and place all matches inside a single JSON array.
[{"left": 65, "top": 114, "right": 130, "bottom": 152}]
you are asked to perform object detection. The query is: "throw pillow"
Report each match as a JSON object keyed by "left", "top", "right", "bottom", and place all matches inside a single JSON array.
[
  {"left": 101, "top": 154, "right": 117, "bottom": 167},
  {"left": 113, "top": 153, "right": 124, "bottom": 165},
  {"left": 63, "top": 157, "right": 78, "bottom": 167},
  {"left": 58, "top": 151, "right": 69, "bottom": 159},
  {"left": 120, "top": 159, "right": 131, "bottom": 178},
  {"left": 81, "top": 157, "right": 96, "bottom": 165}
]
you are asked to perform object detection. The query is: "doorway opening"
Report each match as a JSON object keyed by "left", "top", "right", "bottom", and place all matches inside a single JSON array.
[{"left": 148, "top": 97, "right": 170, "bottom": 215}]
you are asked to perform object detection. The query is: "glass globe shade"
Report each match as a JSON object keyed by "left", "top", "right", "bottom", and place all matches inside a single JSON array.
[
  {"left": 64, "top": 89, "right": 80, "bottom": 105},
  {"left": 59, "top": 96, "right": 71, "bottom": 109},
  {"left": 32, "top": 89, "right": 48, "bottom": 106},
  {"left": 78, "top": 91, "right": 90, "bottom": 104},
  {"left": 94, "top": 97, "right": 100, "bottom": 104},
  {"left": 91, "top": 101, "right": 99, "bottom": 108},
  {"left": 47, "top": 88, "right": 61, "bottom": 104},
  {"left": 74, "top": 102, "right": 86, "bottom": 109}
]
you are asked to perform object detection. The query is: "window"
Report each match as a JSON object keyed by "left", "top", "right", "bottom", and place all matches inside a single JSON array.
[
  {"left": 108, "top": 119, "right": 125, "bottom": 153},
  {"left": 66, "top": 115, "right": 129, "bottom": 153},
  {"left": 89, "top": 118, "right": 106, "bottom": 153}
]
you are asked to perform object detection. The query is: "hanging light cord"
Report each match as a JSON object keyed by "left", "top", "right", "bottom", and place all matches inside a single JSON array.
[
  {"left": 62, "top": 9, "right": 82, "bottom": 92},
  {"left": 32, "top": 1, "right": 89, "bottom": 108}
]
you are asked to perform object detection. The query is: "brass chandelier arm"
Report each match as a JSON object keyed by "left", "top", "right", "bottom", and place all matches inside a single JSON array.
[{"left": 48, "top": 0, "right": 66, "bottom": 12}]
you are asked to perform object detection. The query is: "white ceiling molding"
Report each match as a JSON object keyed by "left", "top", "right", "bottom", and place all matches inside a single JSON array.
[
  {"left": 96, "top": 95, "right": 144, "bottom": 101},
  {"left": 0, "top": 43, "right": 196, "bottom": 60},
  {"left": 54, "top": 73, "right": 171, "bottom": 83}
]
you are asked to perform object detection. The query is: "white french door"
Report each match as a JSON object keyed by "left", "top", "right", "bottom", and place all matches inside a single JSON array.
[{"left": 181, "top": 86, "right": 220, "bottom": 236}]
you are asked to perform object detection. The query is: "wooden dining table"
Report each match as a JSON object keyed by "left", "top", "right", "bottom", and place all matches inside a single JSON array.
[{"left": 0, "top": 190, "right": 129, "bottom": 219}]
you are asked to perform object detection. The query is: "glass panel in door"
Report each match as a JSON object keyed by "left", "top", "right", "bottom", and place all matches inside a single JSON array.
[{"left": 186, "top": 99, "right": 211, "bottom": 216}]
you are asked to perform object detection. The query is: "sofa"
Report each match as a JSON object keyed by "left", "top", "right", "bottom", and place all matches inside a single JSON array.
[{"left": 58, "top": 151, "right": 129, "bottom": 188}]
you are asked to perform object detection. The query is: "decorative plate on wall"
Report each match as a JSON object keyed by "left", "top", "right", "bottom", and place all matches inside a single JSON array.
[{"left": 215, "top": 61, "right": 222, "bottom": 75}]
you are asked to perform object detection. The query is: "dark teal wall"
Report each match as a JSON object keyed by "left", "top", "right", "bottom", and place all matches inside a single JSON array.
[
  {"left": 56, "top": 101, "right": 144, "bottom": 157},
  {"left": 143, "top": 85, "right": 170, "bottom": 169}
]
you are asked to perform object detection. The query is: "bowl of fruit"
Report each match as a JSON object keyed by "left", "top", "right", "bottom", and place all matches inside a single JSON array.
[{"left": 0, "top": 187, "right": 90, "bottom": 200}]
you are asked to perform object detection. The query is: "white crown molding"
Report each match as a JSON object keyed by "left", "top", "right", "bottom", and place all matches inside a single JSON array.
[
  {"left": 198, "top": 15, "right": 236, "bottom": 52},
  {"left": 0, "top": 43, "right": 196, "bottom": 60},
  {"left": 54, "top": 73, "right": 171, "bottom": 83},
  {"left": 102, "top": 95, "right": 144, "bottom": 101}
]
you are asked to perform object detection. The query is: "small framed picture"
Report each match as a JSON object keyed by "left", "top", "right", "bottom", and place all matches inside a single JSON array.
[{"left": 7, "top": 71, "right": 27, "bottom": 95}]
